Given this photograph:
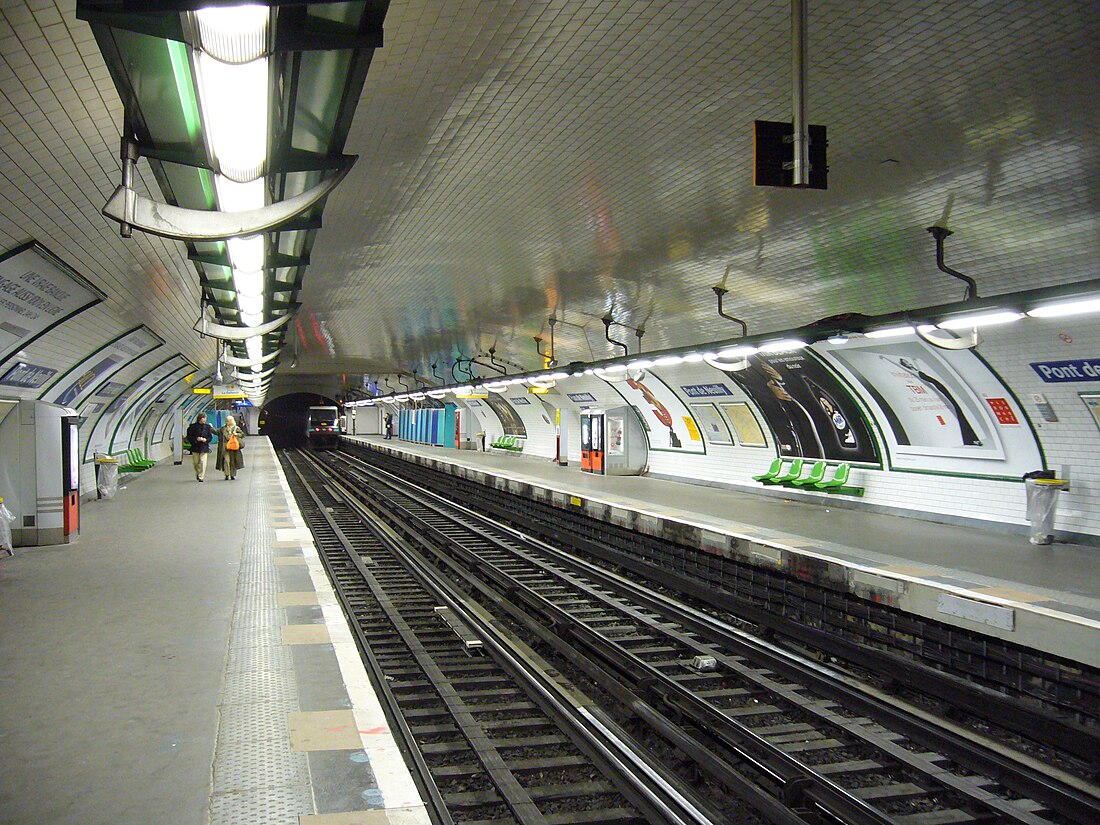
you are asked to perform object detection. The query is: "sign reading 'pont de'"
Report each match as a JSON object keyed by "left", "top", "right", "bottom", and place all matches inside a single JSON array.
[{"left": 1030, "top": 359, "right": 1100, "bottom": 383}]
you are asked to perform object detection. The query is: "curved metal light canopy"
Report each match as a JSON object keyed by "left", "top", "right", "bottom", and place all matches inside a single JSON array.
[
  {"left": 197, "top": 311, "right": 293, "bottom": 340},
  {"left": 222, "top": 347, "right": 283, "bottom": 368},
  {"left": 915, "top": 325, "right": 980, "bottom": 350},
  {"left": 103, "top": 154, "right": 356, "bottom": 241}
]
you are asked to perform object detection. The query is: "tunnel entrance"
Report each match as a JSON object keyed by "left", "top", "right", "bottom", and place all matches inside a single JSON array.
[{"left": 258, "top": 392, "right": 340, "bottom": 449}]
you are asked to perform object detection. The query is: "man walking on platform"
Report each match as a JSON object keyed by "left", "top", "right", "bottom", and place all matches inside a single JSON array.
[{"left": 186, "top": 413, "right": 215, "bottom": 482}]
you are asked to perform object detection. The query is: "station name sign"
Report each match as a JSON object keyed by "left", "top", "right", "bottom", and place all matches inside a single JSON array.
[
  {"left": 1030, "top": 358, "right": 1100, "bottom": 383},
  {"left": 680, "top": 383, "right": 733, "bottom": 398}
]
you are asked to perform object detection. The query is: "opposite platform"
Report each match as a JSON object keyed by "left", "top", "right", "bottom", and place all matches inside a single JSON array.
[
  {"left": 0, "top": 437, "right": 427, "bottom": 825},
  {"left": 346, "top": 435, "right": 1100, "bottom": 669}
]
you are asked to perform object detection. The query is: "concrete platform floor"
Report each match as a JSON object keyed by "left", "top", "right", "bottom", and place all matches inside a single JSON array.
[{"left": 0, "top": 438, "right": 425, "bottom": 825}]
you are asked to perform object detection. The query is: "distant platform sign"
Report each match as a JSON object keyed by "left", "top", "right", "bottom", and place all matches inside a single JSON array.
[{"left": 0, "top": 242, "right": 105, "bottom": 367}]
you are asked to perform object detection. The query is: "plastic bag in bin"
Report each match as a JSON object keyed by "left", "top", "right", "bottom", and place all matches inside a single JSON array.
[{"left": 0, "top": 497, "right": 14, "bottom": 558}]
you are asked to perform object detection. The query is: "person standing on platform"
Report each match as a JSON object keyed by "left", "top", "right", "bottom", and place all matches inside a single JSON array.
[
  {"left": 186, "top": 413, "right": 216, "bottom": 482},
  {"left": 216, "top": 414, "right": 246, "bottom": 481},
  {"left": 384, "top": 412, "right": 394, "bottom": 439}
]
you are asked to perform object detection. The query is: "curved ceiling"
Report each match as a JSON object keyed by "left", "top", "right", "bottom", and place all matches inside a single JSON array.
[{"left": 1, "top": 1, "right": 1097, "bottom": 398}]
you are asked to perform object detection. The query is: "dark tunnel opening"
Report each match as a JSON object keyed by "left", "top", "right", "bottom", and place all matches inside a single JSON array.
[{"left": 258, "top": 392, "right": 340, "bottom": 449}]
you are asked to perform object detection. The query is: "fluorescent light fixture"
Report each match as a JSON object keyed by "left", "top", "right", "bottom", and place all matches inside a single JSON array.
[
  {"left": 454, "top": 385, "right": 473, "bottom": 394},
  {"left": 864, "top": 325, "right": 916, "bottom": 339},
  {"left": 195, "top": 5, "right": 270, "bottom": 64},
  {"left": 508, "top": 377, "right": 527, "bottom": 385},
  {"left": 682, "top": 352, "right": 704, "bottom": 363},
  {"left": 240, "top": 311, "right": 264, "bottom": 327},
  {"left": 627, "top": 359, "right": 654, "bottom": 370},
  {"left": 228, "top": 235, "right": 264, "bottom": 273},
  {"left": 485, "top": 381, "right": 509, "bottom": 391},
  {"left": 826, "top": 333, "right": 849, "bottom": 345},
  {"left": 758, "top": 339, "right": 807, "bottom": 353},
  {"left": 937, "top": 311, "right": 1023, "bottom": 330},
  {"left": 195, "top": 52, "right": 269, "bottom": 182},
  {"left": 410, "top": 392, "right": 426, "bottom": 400},
  {"left": 652, "top": 355, "right": 685, "bottom": 367},
  {"left": 427, "top": 390, "right": 448, "bottom": 398},
  {"left": 250, "top": 364, "right": 262, "bottom": 374},
  {"left": 549, "top": 372, "right": 569, "bottom": 380},
  {"left": 394, "top": 394, "right": 409, "bottom": 402},
  {"left": 237, "top": 292, "right": 263, "bottom": 315},
  {"left": 245, "top": 335, "right": 262, "bottom": 359},
  {"left": 214, "top": 175, "right": 265, "bottom": 212},
  {"left": 233, "top": 269, "right": 264, "bottom": 298},
  {"left": 605, "top": 364, "right": 629, "bottom": 373},
  {"left": 571, "top": 370, "right": 586, "bottom": 377},
  {"left": 717, "top": 345, "right": 758, "bottom": 359},
  {"left": 1027, "top": 297, "right": 1100, "bottom": 318},
  {"left": 583, "top": 368, "right": 596, "bottom": 376}
]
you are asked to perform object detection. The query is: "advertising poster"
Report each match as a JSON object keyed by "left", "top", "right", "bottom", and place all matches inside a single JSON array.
[
  {"left": 81, "top": 355, "right": 186, "bottom": 460},
  {"left": 0, "top": 242, "right": 105, "bottom": 366},
  {"left": 690, "top": 403, "right": 733, "bottom": 445},
  {"left": 608, "top": 372, "right": 705, "bottom": 453},
  {"left": 719, "top": 352, "right": 878, "bottom": 462},
  {"left": 482, "top": 392, "right": 526, "bottom": 437},
  {"left": 817, "top": 337, "right": 1042, "bottom": 476},
  {"left": 43, "top": 326, "right": 163, "bottom": 406},
  {"left": 111, "top": 358, "right": 193, "bottom": 450}
]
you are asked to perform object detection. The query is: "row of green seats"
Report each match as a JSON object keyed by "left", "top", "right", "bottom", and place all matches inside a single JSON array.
[
  {"left": 490, "top": 434, "right": 524, "bottom": 451},
  {"left": 119, "top": 448, "right": 156, "bottom": 473},
  {"left": 752, "top": 458, "right": 863, "bottom": 496}
]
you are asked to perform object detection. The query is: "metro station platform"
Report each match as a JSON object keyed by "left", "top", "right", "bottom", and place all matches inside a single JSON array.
[
  {"left": 0, "top": 437, "right": 427, "bottom": 825},
  {"left": 345, "top": 435, "right": 1100, "bottom": 670}
]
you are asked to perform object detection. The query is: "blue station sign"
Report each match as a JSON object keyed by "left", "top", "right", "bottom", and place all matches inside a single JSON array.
[
  {"left": 0, "top": 361, "right": 57, "bottom": 388},
  {"left": 1030, "top": 358, "right": 1100, "bottom": 383},
  {"left": 680, "top": 383, "right": 733, "bottom": 398}
]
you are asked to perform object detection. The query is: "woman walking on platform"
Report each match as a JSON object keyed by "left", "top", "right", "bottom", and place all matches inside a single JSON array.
[{"left": 216, "top": 414, "right": 246, "bottom": 481}]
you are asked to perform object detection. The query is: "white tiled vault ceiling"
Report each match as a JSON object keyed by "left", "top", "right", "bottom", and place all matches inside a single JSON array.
[{"left": 2, "top": 1, "right": 1098, "bottom": 394}]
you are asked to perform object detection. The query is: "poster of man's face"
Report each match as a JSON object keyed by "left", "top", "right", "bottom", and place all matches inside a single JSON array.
[{"left": 722, "top": 351, "right": 879, "bottom": 463}]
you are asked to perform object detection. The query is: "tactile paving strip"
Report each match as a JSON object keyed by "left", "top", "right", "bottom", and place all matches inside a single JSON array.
[{"left": 208, "top": 456, "right": 317, "bottom": 822}]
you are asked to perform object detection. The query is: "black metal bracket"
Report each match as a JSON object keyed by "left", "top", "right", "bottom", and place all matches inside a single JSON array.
[
  {"left": 602, "top": 315, "right": 631, "bottom": 357},
  {"left": 712, "top": 286, "right": 749, "bottom": 337},
  {"left": 927, "top": 226, "right": 978, "bottom": 301}
]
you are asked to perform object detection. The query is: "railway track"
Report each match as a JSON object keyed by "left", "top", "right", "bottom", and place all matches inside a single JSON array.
[
  {"left": 281, "top": 449, "right": 728, "bottom": 825},
  {"left": 283, "top": 447, "right": 1100, "bottom": 825}
]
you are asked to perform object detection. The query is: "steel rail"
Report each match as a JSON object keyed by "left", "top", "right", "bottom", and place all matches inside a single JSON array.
[
  {"left": 329, "top": 445, "right": 1100, "bottom": 825},
  {"left": 286, "top": 449, "right": 730, "bottom": 825}
]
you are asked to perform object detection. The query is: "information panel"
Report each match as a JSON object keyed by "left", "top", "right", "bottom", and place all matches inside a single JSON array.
[{"left": 0, "top": 242, "right": 105, "bottom": 367}]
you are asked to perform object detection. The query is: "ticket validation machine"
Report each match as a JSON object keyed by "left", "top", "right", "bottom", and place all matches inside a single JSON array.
[
  {"left": 581, "top": 406, "right": 648, "bottom": 475},
  {"left": 0, "top": 400, "right": 80, "bottom": 546}
]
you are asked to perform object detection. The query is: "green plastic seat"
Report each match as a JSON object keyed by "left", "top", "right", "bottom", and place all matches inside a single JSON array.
[
  {"left": 752, "top": 457, "right": 784, "bottom": 482},
  {"left": 791, "top": 460, "right": 827, "bottom": 487},
  {"left": 765, "top": 457, "right": 803, "bottom": 485},
  {"left": 815, "top": 463, "right": 851, "bottom": 490}
]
